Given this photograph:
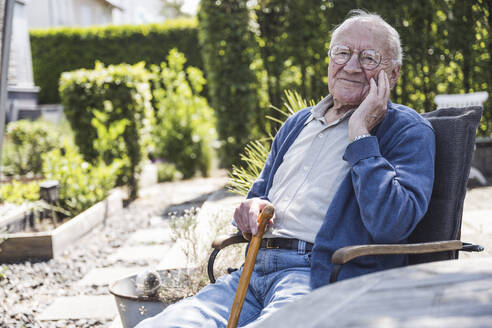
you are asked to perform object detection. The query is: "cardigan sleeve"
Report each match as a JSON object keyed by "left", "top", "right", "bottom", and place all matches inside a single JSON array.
[
  {"left": 246, "top": 129, "right": 281, "bottom": 201},
  {"left": 343, "top": 123, "right": 436, "bottom": 243}
]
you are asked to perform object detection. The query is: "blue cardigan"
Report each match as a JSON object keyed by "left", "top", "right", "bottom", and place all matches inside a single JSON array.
[{"left": 247, "top": 101, "right": 436, "bottom": 289}]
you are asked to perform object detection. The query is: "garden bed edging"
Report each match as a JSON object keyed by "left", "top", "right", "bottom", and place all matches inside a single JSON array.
[{"left": 0, "top": 188, "right": 125, "bottom": 262}]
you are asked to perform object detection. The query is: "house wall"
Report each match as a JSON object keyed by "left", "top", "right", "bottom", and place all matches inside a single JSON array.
[
  {"left": 26, "top": 0, "right": 114, "bottom": 28},
  {"left": 26, "top": 0, "right": 73, "bottom": 28},
  {"left": 73, "top": 0, "right": 112, "bottom": 27},
  {"left": 113, "top": 0, "right": 163, "bottom": 25}
]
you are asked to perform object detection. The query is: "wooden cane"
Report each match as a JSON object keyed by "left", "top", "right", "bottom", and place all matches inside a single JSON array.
[{"left": 226, "top": 205, "right": 275, "bottom": 328}]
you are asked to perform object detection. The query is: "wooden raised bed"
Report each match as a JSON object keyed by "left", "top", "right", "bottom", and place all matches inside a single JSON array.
[{"left": 0, "top": 189, "right": 125, "bottom": 262}]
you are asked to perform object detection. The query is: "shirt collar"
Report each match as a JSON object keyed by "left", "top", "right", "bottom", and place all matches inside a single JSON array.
[
  {"left": 305, "top": 95, "right": 333, "bottom": 125},
  {"left": 304, "top": 94, "right": 354, "bottom": 126}
]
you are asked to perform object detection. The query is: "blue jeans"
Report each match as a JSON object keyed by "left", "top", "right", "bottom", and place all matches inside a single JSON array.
[{"left": 136, "top": 246, "right": 312, "bottom": 327}]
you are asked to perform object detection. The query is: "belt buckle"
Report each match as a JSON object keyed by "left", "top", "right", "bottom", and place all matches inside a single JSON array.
[{"left": 266, "top": 239, "right": 279, "bottom": 249}]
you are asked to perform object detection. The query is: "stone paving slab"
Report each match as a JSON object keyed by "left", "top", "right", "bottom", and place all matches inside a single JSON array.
[
  {"left": 149, "top": 216, "right": 162, "bottom": 226},
  {"left": 127, "top": 227, "right": 173, "bottom": 245},
  {"left": 137, "top": 175, "right": 229, "bottom": 206},
  {"left": 37, "top": 295, "right": 116, "bottom": 321},
  {"left": 77, "top": 266, "right": 145, "bottom": 287},
  {"left": 463, "top": 186, "right": 492, "bottom": 211},
  {"left": 462, "top": 210, "right": 492, "bottom": 233},
  {"left": 108, "top": 245, "right": 171, "bottom": 263},
  {"left": 139, "top": 163, "right": 158, "bottom": 189}
]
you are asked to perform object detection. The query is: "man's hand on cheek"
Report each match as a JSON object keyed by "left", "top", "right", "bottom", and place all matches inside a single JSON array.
[
  {"left": 348, "top": 70, "right": 390, "bottom": 141},
  {"left": 233, "top": 198, "right": 273, "bottom": 235}
]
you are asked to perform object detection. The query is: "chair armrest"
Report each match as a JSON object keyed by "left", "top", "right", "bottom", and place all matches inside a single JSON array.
[
  {"left": 208, "top": 232, "right": 249, "bottom": 283},
  {"left": 211, "top": 232, "right": 248, "bottom": 250},
  {"left": 332, "top": 240, "right": 463, "bottom": 265}
]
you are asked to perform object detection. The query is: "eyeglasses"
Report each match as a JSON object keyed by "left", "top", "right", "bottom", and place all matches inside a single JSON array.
[{"left": 328, "top": 45, "right": 382, "bottom": 70}]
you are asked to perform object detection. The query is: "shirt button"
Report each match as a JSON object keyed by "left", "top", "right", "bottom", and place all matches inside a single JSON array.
[
  {"left": 303, "top": 166, "right": 309, "bottom": 171},
  {"left": 284, "top": 196, "right": 289, "bottom": 201},
  {"left": 318, "top": 133, "right": 324, "bottom": 138}
]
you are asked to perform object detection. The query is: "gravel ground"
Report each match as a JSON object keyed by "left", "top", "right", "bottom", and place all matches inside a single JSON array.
[{"left": 0, "top": 175, "right": 227, "bottom": 328}]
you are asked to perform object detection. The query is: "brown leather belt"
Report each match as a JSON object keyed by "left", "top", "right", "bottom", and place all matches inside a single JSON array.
[{"left": 260, "top": 238, "right": 313, "bottom": 251}]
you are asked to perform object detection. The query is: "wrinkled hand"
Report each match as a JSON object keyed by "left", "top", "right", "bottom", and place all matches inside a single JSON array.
[
  {"left": 348, "top": 70, "right": 390, "bottom": 141},
  {"left": 233, "top": 198, "right": 273, "bottom": 235}
]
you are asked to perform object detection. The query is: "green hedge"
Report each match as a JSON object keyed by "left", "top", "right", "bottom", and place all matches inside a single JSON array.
[
  {"left": 198, "top": 0, "right": 262, "bottom": 168},
  {"left": 30, "top": 18, "right": 201, "bottom": 104},
  {"left": 59, "top": 62, "right": 153, "bottom": 199}
]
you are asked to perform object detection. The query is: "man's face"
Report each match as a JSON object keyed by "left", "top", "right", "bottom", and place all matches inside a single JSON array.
[{"left": 328, "top": 21, "right": 399, "bottom": 107}]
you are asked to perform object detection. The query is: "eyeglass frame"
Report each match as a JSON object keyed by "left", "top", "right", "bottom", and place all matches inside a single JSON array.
[{"left": 328, "top": 45, "right": 383, "bottom": 71}]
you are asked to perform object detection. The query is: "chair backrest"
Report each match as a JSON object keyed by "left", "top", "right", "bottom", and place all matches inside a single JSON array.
[
  {"left": 408, "top": 106, "right": 483, "bottom": 264},
  {"left": 434, "top": 91, "right": 488, "bottom": 109}
]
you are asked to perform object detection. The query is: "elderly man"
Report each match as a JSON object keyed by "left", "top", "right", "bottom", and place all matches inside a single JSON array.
[{"left": 137, "top": 10, "right": 435, "bottom": 328}]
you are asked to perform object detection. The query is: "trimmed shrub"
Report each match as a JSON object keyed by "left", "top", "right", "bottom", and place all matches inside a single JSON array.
[
  {"left": 150, "top": 49, "right": 216, "bottom": 179},
  {"left": 30, "top": 19, "right": 201, "bottom": 104},
  {"left": 198, "top": 0, "right": 261, "bottom": 168},
  {"left": 59, "top": 62, "right": 153, "bottom": 199},
  {"left": 2, "top": 119, "right": 61, "bottom": 176}
]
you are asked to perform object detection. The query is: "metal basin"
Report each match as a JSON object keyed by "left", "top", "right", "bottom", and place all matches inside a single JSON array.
[{"left": 109, "top": 272, "right": 168, "bottom": 328}]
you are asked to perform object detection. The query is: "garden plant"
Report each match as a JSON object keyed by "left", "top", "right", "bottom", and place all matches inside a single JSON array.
[
  {"left": 0, "top": 119, "right": 119, "bottom": 218},
  {"left": 150, "top": 49, "right": 216, "bottom": 179}
]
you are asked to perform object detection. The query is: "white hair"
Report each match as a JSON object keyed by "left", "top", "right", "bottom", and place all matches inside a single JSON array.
[{"left": 331, "top": 10, "right": 403, "bottom": 66}]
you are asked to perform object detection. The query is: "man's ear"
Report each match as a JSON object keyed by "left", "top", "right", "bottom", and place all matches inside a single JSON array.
[{"left": 389, "top": 65, "right": 401, "bottom": 89}]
